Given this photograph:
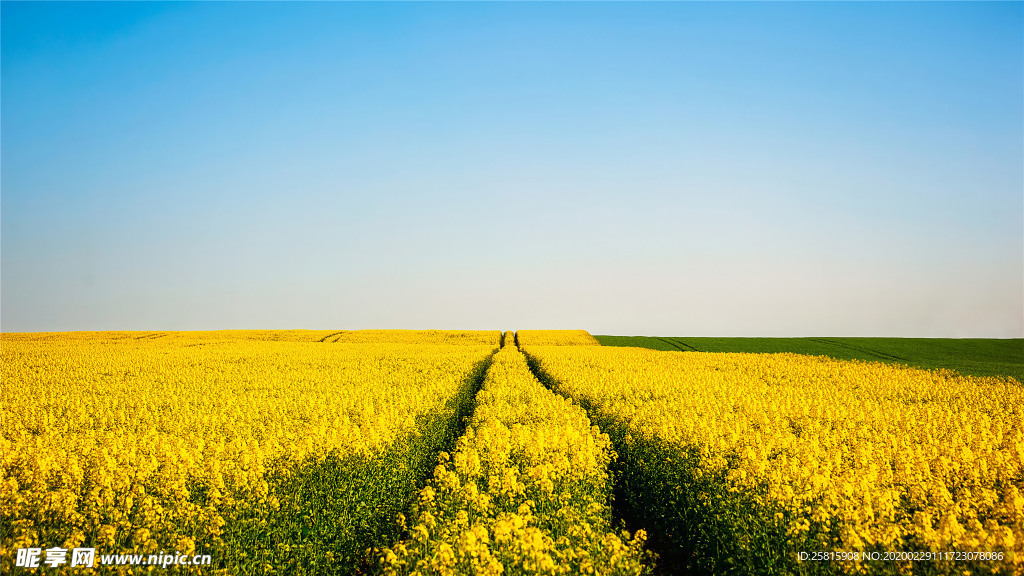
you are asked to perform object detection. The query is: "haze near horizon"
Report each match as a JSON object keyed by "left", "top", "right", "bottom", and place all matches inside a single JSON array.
[{"left": 2, "top": 2, "right": 1021, "bottom": 337}]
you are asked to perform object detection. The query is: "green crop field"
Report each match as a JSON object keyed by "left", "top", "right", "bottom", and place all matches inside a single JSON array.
[{"left": 594, "top": 336, "right": 1024, "bottom": 384}]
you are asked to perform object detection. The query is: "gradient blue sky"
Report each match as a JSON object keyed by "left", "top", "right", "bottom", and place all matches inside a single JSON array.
[{"left": 2, "top": 1, "right": 1021, "bottom": 336}]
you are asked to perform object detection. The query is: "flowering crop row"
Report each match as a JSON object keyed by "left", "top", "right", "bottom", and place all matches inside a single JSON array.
[
  {"left": 523, "top": 345, "right": 1023, "bottom": 575},
  {"left": 1, "top": 332, "right": 496, "bottom": 574},
  {"left": 330, "top": 330, "right": 502, "bottom": 346},
  {"left": 515, "top": 331, "right": 600, "bottom": 347},
  {"left": 0, "top": 330, "right": 343, "bottom": 344},
  {"left": 380, "top": 339, "right": 652, "bottom": 576}
]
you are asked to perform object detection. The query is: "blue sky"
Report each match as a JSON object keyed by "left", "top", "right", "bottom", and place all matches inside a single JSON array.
[{"left": 2, "top": 1, "right": 1021, "bottom": 336}]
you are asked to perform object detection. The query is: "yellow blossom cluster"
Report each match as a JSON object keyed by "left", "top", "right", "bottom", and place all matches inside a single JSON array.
[
  {"left": 515, "top": 331, "right": 600, "bottom": 347},
  {"left": 380, "top": 339, "right": 651, "bottom": 576},
  {"left": 524, "top": 345, "right": 1023, "bottom": 575},
  {"left": 1, "top": 332, "right": 496, "bottom": 573}
]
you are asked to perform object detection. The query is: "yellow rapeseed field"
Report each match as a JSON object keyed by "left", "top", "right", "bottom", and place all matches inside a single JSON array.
[
  {"left": 523, "top": 344, "right": 1023, "bottom": 575},
  {"left": 515, "top": 331, "right": 600, "bottom": 347},
  {"left": 1, "top": 330, "right": 342, "bottom": 344},
  {"left": 329, "top": 330, "right": 501, "bottom": 346},
  {"left": 380, "top": 337, "right": 651, "bottom": 576},
  {"left": 5, "top": 328, "right": 1019, "bottom": 575},
  {"left": 1, "top": 332, "right": 496, "bottom": 574}
]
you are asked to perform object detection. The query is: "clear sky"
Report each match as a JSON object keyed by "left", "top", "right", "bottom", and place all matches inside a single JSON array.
[{"left": 2, "top": 1, "right": 1021, "bottom": 337}]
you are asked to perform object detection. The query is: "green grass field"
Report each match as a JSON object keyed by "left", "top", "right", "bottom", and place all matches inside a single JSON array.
[{"left": 594, "top": 336, "right": 1024, "bottom": 384}]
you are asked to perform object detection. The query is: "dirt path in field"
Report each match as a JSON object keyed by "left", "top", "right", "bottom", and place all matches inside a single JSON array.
[
  {"left": 656, "top": 336, "right": 698, "bottom": 352},
  {"left": 807, "top": 337, "right": 907, "bottom": 362}
]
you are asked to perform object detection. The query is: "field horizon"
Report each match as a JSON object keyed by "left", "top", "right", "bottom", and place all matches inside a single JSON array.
[
  {"left": 4, "top": 329, "right": 1020, "bottom": 383},
  {"left": 595, "top": 335, "right": 1024, "bottom": 384}
]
